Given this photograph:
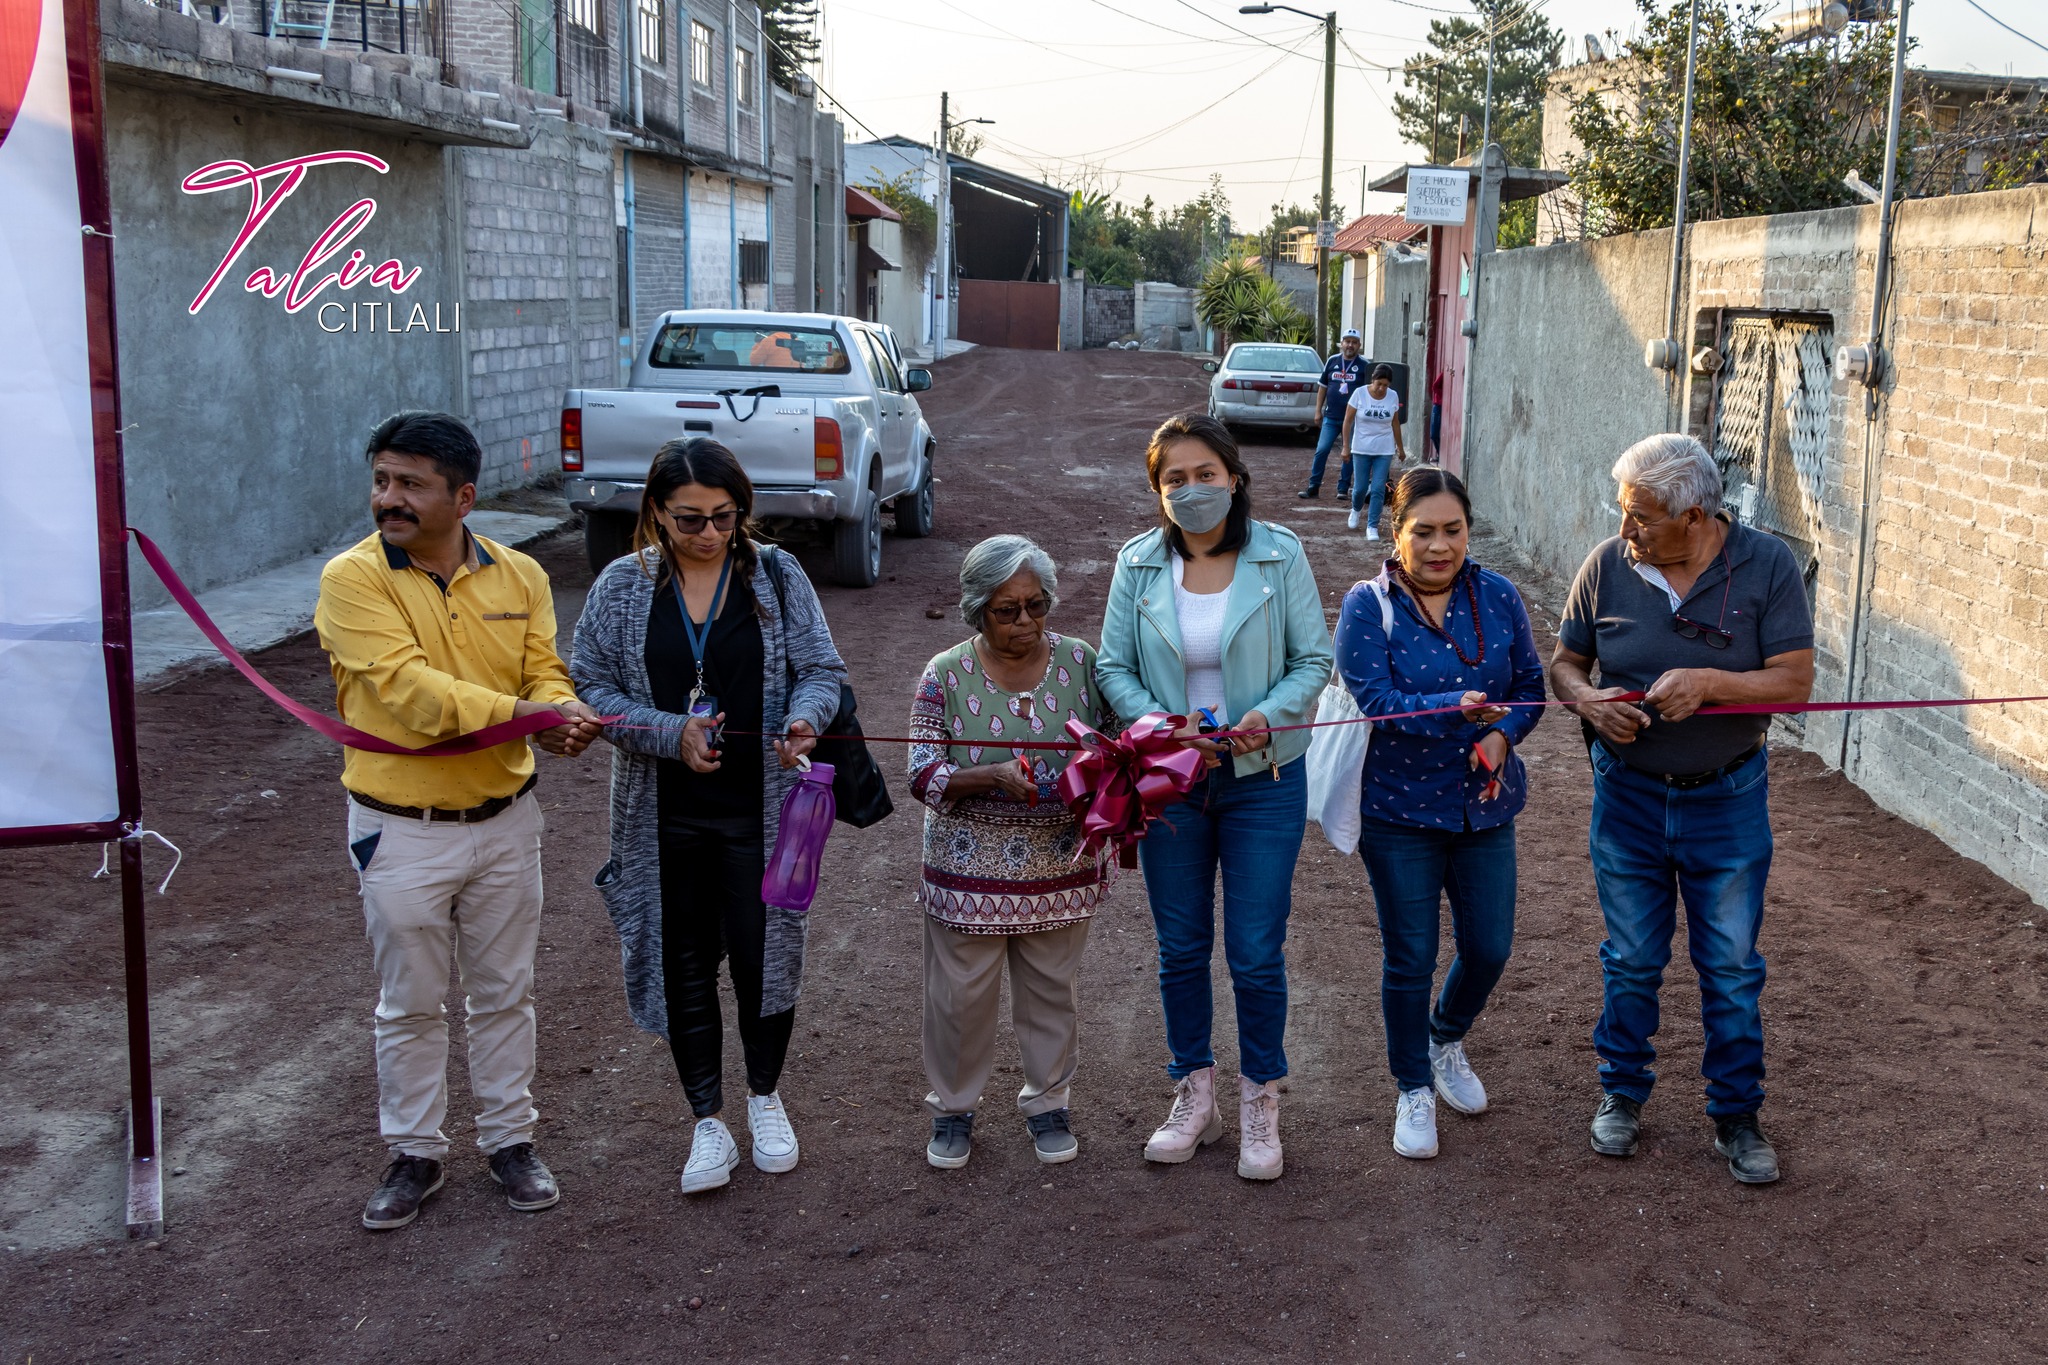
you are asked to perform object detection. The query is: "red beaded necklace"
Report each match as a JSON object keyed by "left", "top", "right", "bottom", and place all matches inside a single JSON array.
[{"left": 1391, "top": 560, "right": 1486, "bottom": 666}]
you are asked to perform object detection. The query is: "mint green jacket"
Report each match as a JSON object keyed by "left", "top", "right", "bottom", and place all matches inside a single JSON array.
[{"left": 1096, "top": 520, "right": 1335, "bottom": 777}]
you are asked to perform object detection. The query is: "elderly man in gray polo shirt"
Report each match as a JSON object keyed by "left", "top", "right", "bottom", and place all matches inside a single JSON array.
[{"left": 1550, "top": 434, "right": 1814, "bottom": 1184}]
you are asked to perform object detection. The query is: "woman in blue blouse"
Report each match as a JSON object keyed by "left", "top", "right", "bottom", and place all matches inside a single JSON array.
[
  {"left": 1098, "top": 413, "right": 1334, "bottom": 1182},
  {"left": 1333, "top": 467, "right": 1545, "bottom": 1161}
]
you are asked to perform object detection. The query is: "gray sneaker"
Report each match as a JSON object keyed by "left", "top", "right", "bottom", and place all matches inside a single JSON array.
[
  {"left": 927, "top": 1112, "right": 974, "bottom": 1169},
  {"left": 1025, "top": 1108, "right": 1078, "bottom": 1165},
  {"left": 1713, "top": 1113, "right": 1781, "bottom": 1184}
]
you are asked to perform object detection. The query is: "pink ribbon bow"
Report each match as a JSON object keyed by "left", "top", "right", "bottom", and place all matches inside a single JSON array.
[{"left": 1056, "top": 712, "right": 1207, "bottom": 868}]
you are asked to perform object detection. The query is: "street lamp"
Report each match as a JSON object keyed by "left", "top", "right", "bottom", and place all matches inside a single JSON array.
[{"left": 1240, "top": 4, "right": 1338, "bottom": 358}]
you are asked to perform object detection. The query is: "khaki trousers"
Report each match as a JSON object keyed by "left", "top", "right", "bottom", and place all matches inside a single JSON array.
[
  {"left": 922, "top": 915, "right": 1090, "bottom": 1119},
  {"left": 346, "top": 792, "right": 544, "bottom": 1160}
]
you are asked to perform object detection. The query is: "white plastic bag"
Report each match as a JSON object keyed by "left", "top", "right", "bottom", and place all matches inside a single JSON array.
[{"left": 1304, "top": 582, "right": 1392, "bottom": 855}]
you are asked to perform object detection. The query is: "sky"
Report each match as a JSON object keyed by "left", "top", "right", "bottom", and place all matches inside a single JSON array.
[{"left": 815, "top": 0, "right": 2044, "bottom": 223}]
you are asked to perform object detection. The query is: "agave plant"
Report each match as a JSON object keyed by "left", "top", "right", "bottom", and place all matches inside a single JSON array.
[{"left": 1196, "top": 257, "right": 1265, "bottom": 344}]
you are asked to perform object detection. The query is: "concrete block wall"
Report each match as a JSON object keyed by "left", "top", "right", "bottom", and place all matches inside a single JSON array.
[
  {"left": 686, "top": 172, "right": 734, "bottom": 306},
  {"left": 459, "top": 122, "right": 622, "bottom": 491},
  {"left": 1459, "top": 184, "right": 2048, "bottom": 905},
  {"left": 1083, "top": 284, "right": 1133, "bottom": 346},
  {"left": 1373, "top": 253, "right": 1431, "bottom": 464},
  {"left": 1134, "top": 281, "right": 1194, "bottom": 337}
]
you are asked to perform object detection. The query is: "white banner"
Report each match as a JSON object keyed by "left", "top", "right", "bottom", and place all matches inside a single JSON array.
[
  {"left": 1403, "top": 167, "right": 1470, "bottom": 226},
  {"left": 0, "top": 0, "right": 121, "bottom": 832}
]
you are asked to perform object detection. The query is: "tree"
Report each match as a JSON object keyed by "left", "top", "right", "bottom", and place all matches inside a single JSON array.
[
  {"left": 1564, "top": 0, "right": 1901, "bottom": 237},
  {"left": 863, "top": 173, "right": 938, "bottom": 281},
  {"left": 1066, "top": 175, "right": 1233, "bottom": 288},
  {"left": 945, "top": 125, "right": 986, "bottom": 158},
  {"left": 1391, "top": 2, "right": 1563, "bottom": 248},
  {"left": 761, "top": 1, "right": 819, "bottom": 93}
]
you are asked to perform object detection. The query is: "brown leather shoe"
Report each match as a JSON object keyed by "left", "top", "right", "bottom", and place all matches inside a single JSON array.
[
  {"left": 488, "top": 1142, "right": 561, "bottom": 1211},
  {"left": 362, "top": 1155, "right": 445, "bottom": 1230}
]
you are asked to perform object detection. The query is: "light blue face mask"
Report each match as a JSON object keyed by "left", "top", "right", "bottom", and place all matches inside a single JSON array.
[{"left": 1164, "top": 483, "right": 1234, "bottom": 535}]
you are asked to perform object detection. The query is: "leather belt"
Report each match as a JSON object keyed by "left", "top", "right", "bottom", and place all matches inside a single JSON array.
[
  {"left": 1598, "top": 741, "right": 1764, "bottom": 791},
  {"left": 349, "top": 774, "right": 537, "bottom": 824}
]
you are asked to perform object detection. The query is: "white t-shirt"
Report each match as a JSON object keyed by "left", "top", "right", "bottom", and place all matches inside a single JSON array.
[
  {"left": 1172, "top": 554, "right": 1229, "bottom": 724},
  {"left": 1347, "top": 385, "right": 1401, "bottom": 455}
]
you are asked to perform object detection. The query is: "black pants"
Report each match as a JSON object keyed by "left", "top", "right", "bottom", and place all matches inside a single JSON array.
[{"left": 659, "top": 817, "right": 795, "bottom": 1118}]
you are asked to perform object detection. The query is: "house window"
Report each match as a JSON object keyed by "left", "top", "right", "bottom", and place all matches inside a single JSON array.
[
  {"left": 565, "top": 0, "right": 600, "bottom": 35},
  {"left": 690, "top": 20, "right": 715, "bottom": 87},
  {"left": 636, "top": 0, "right": 663, "bottom": 64},
  {"left": 739, "top": 239, "right": 770, "bottom": 286},
  {"left": 736, "top": 45, "right": 755, "bottom": 109}
]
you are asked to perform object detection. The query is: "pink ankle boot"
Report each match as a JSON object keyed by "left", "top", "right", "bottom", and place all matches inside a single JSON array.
[
  {"left": 1237, "top": 1075, "right": 1283, "bottom": 1180},
  {"left": 1144, "top": 1065, "right": 1223, "bottom": 1163}
]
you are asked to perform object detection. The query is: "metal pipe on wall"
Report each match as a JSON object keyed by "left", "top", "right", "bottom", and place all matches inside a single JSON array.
[
  {"left": 1837, "top": 0, "right": 1913, "bottom": 771},
  {"left": 1657, "top": 0, "right": 1701, "bottom": 384}
]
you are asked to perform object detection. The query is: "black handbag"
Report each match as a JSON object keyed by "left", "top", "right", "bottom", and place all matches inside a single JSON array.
[{"left": 764, "top": 548, "right": 895, "bottom": 828}]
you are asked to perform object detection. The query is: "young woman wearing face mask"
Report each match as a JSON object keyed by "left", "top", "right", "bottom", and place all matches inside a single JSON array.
[
  {"left": 1096, "top": 413, "right": 1334, "bottom": 1181},
  {"left": 1332, "top": 467, "right": 1545, "bottom": 1162}
]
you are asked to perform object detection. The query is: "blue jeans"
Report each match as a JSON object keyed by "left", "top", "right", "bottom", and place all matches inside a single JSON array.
[
  {"left": 1350, "top": 453, "right": 1393, "bottom": 525},
  {"left": 1306, "top": 416, "right": 1349, "bottom": 492},
  {"left": 1137, "top": 757, "right": 1307, "bottom": 1084},
  {"left": 1358, "top": 816, "right": 1516, "bottom": 1093},
  {"left": 1589, "top": 743, "right": 1772, "bottom": 1117}
]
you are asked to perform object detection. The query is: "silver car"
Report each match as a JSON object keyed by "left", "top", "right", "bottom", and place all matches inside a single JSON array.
[{"left": 1203, "top": 342, "right": 1324, "bottom": 432}]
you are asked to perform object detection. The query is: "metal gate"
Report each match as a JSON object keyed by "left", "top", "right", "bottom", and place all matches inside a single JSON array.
[
  {"left": 1711, "top": 314, "right": 1834, "bottom": 574},
  {"left": 956, "top": 280, "right": 1061, "bottom": 351}
]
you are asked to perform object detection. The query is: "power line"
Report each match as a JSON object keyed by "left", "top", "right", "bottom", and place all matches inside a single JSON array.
[{"left": 1966, "top": 0, "right": 2048, "bottom": 54}]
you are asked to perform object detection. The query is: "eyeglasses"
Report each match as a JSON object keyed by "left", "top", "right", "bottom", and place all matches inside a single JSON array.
[
  {"left": 663, "top": 507, "right": 740, "bottom": 535},
  {"left": 1671, "top": 553, "right": 1734, "bottom": 650},
  {"left": 984, "top": 597, "right": 1050, "bottom": 625},
  {"left": 1618, "top": 502, "right": 1679, "bottom": 531}
]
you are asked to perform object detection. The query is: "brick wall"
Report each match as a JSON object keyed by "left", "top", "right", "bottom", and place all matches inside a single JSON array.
[
  {"left": 442, "top": 0, "right": 519, "bottom": 86},
  {"left": 628, "top": 155, "right": 690, "bottom": 336},
  {"left": 1455, "top": 184, "right": 2048, "bottom": 904},
  {"left": 458, "top": 121, "right": 620, "bottom": 491}
]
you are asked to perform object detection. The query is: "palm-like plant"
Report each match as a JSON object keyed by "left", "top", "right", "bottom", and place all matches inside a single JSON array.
[{"left": 1198, "top": 257, "right": 1314, "bottom": 346}]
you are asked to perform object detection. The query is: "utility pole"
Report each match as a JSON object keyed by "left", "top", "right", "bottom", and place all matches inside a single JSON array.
[
  {"left": 934, "top": 91, "right": 948, "bottom": 361},
  {"left": 1480, "top": 0, "right": 1497, "bottom": 156},
  {"left": 1317, "top": 9, "right": 1335, "bottom": 357},
  {"left": 1431, "top": 65, "right": 1443, "bottom": 162},
  {"left": 1241, "top": 4, "right": 1339, "bottom": 356}
]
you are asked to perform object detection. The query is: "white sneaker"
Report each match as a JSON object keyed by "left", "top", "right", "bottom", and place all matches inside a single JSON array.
[
  {"left": 1365, "top": 527, "right": 1380, "bottom": 541},
  {"left": 679, "top": 1116, "right": 740, "bottom": 1193},
  {"left": 747, "top": 1092, "right": 800, "bottom": 1174},
  {"left": 1429, "top": 1039, "right": 1489, "bottom": 1115},
  {"left": 1347, "top": 509, "right": 1361, "bottom": 530},
  {"left": 1393, "top": 1087, "right": 1439, "bottom": 1159}
]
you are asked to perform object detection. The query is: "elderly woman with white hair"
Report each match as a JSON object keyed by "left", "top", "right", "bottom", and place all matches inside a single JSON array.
[
  {"left": 1550, "top": 433, "right": 1814, "bottom": 1186},
  {"left": 906, "top": 535, "right": 1117, "bottom": 1171}
]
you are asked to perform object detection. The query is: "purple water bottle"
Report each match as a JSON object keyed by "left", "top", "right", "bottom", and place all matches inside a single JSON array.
[{"left": 761, "top": 760, "right": 836, "bottom": 913}]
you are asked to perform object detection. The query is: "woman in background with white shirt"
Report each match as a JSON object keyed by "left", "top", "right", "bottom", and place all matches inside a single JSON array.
[
  {"left": 1342, "top": 363, "right": 1405, "bottom": 539},
  {"left": 1097, "top": 413, "right": 1334, "bottom": 1181}
]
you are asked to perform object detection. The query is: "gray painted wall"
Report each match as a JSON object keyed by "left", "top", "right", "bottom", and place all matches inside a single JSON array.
[
  {"left": 108, "top": 83, "right": 463, "bottom": 607},
  {"left": 1463, "top": 227, "right": 1673, "bottom": 591}
]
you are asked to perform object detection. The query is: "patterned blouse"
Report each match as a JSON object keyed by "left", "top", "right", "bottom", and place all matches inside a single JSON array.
[{"left": 907, "top": 633, "right": 1115, "bottom": 935}]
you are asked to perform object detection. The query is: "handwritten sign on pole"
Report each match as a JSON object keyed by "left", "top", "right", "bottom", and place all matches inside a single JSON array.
[{"left": 1404, "top": 167, "right": 1470, "bottom": 226}]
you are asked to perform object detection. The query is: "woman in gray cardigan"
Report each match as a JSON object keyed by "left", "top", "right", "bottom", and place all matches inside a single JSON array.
[{"left": 571, "top": 439, "right": 847, "bottom": 1195}]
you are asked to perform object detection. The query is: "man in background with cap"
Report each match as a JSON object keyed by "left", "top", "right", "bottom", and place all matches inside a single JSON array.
[{"left": 1299, "top": 328, "right": 1369, "bottom": 501}]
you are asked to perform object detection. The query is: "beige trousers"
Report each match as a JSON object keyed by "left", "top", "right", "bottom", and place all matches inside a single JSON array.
[
  {"left": 346, "top": 792, "right": 544, "bottom": 1160},
  {"left": 922, "top": 915, "right": 1091, "bottom": 1119}
]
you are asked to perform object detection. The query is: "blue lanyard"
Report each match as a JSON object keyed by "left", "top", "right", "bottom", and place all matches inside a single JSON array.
[{"left": 674, "top": 553, "right": 733, "bottom": 695}]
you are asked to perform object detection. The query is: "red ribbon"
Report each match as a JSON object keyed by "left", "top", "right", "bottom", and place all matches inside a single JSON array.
[
  {"left": 1056, "top": 711, "right": 1207, "bottom": 868},
  {"left": 130, "top": 526, "right": 585, "bottom": 757}
]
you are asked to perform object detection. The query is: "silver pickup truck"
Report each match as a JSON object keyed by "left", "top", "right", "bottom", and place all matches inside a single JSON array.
[{"left": 562, "top": 310, "right": 937, "bottom": 587}]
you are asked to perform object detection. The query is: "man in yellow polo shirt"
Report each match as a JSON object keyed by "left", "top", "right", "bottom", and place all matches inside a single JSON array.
[{"left": 315, "top": 410, "right": 604, "bottom": 1231}]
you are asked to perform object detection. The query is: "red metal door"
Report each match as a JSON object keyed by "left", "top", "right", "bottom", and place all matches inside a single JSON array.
[{"left": 956, "top": 280, "right": 1059, "bottom": 350}]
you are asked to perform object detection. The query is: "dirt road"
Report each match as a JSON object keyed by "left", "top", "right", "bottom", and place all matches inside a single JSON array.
[{"left": 3, "top": 347, "right": 2044, "bottom": 1362}]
